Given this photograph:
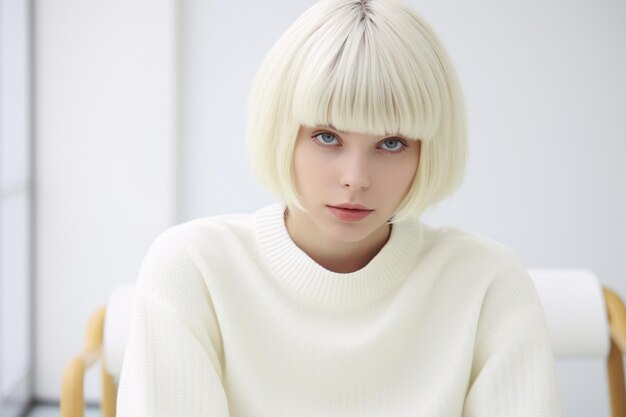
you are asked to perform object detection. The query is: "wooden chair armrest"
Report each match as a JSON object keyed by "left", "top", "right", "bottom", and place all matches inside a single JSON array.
[
  {"left": 61, "top": 306, "right": 106, "bottom": 417},
  {"left": 604, "top": 287, "right": 626, "bottom": 353},
  {"left": 604, "top": 287, "right": 626, "bottom": 417}
]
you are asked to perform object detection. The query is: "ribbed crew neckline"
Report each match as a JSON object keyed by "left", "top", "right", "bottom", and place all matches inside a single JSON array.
[{"left": 255, "top": 203, "right": 423, "bottom": 307}]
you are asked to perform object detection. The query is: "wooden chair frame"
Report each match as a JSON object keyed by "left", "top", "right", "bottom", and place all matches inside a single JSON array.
[
  {"left": 60, "top": 287, "right": 626, "bottom": 417},
  {"left": 61, "top": 306, "right": 117, "bottom": 417},
  {"left": 605, "top": 287, "right": 626, "bottom": 417}
]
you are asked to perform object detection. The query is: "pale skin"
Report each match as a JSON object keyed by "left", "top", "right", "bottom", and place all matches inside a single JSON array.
[{"left": 285, "top": 125, "right": 422, "bottom": 273}]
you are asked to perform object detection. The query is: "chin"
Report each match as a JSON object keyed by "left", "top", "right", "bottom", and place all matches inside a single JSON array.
[
  {"left": 321, "top": 217, "right": 385, "bottom": 243},
  {"left": 326, "top": 228, "right": 372, "bottom": 243}
]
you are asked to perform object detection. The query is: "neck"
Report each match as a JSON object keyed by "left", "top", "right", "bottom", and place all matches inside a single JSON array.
[{"left": 284, "top": 206, "right": 392, "bottom": 273}]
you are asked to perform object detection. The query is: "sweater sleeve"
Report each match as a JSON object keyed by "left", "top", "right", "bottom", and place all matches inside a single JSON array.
[
  {"left": 462, "top": 261, "right": 565, "bottom": 417},
  {"left": 116, "top": 229, "right": 231, "bottom": 417}
]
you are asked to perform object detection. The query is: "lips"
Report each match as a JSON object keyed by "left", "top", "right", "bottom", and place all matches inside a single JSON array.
[
  {"left": 329, "top": 203, "right": 373, "bottom": 211},
  {"left": 327, "top": 204, "right": 373, "bottom": 221}
]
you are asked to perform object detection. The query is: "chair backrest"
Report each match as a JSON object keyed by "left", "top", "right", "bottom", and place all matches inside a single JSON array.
[
  {"left": 103, "top": 284, "right": 135, "bottom": 383},
  {"left": 528, "top": 269, "right": 626, "bottom": 417},
  {"left": 528, "top": 268, "right": 610, "bottom": 358}
]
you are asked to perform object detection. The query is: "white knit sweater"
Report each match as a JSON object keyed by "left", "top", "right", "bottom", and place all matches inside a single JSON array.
[{"left": 117, "top": 202, "right": 564, "bottom": 417}]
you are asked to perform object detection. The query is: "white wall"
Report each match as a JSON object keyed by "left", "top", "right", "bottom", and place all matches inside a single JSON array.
[
  {"left": 1, "top": 0, "right": 33, "bottom": 415},
  {"left": 35, "top": 0, "right": 177, "bottom": 401},
  {"left": 179, "top": 1, "right": 626, "bottom": 416}
]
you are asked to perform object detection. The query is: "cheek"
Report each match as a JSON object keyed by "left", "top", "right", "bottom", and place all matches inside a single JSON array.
[
  {"left": 401, "top": 167, "right": 418, "bottom": 196},
  {"left": 293, "top": 146, "right": 326, "bottom": 192},
  {"left": 377, "top": 158, "right": 418, "bottom": 197},
  {"left": 404, "top": 159, "right": 419, "bottom": 184}
]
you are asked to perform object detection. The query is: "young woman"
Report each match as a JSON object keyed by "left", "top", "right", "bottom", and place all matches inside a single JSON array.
[{"left": 117, "top": 0, "right": 564, "bottom": 416}]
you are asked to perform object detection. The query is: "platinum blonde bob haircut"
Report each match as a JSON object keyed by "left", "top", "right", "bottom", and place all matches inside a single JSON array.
[{"left": 245, "top": 0, "right": 467, "bottom": 223}]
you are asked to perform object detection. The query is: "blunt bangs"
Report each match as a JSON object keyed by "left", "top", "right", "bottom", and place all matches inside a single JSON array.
[{"left": 291, "top": 2, "right": 443, "bottom": 142}]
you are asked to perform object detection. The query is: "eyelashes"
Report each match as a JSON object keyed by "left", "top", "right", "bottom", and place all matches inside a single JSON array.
[
  {"left": 311, "top": 131, "right": 408, "bottom": 154},
  {"left": 314, "top": 132, "right": 339, "bottom": 145},
  {"left": 379, "top": 138, "right": 407, "bottom": 152}
]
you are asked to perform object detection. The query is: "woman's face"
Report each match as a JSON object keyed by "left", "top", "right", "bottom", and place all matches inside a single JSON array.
[{"left": 291, "top": 125, "right": 421, "bottom": 243}]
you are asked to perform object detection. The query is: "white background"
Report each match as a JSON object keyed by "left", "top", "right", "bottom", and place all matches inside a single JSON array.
[
  {"left": 1, "top": 0, "right": 32, "bottom": 416},
  {"left": 33, "top": 0, "right": 625, "bottom": 415},
  {"left": 35, "top": 0, "right": 177, "bottom": 405}
]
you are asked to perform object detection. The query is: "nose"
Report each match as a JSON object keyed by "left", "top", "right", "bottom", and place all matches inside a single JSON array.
[{"left": 339, "top": 153, "right": 370, "bottom": 191}]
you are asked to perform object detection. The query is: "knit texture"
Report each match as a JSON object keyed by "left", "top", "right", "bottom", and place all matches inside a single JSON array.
[{"left": 117, "top": 202, "right": 564, "bottom": 417}]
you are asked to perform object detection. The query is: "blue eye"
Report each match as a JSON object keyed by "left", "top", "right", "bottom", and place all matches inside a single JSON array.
[
  {"left": 313, "top": 132, "right": 339, "bottom": 145},
  {"left": 379, "top": 138, "right": 407, "bottom": 152}
]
